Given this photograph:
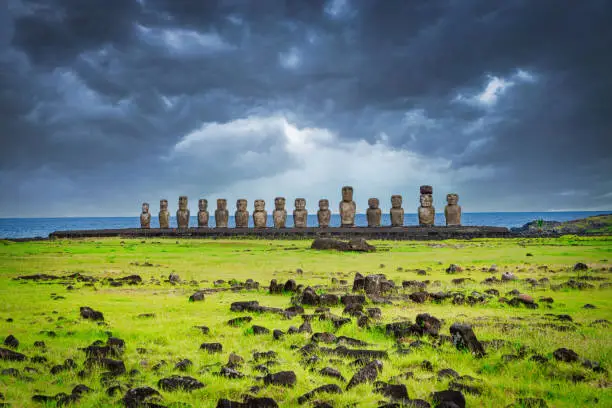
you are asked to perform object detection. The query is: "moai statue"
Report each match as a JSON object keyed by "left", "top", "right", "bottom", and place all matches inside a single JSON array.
[
  {"left": 317, "top": 199, "right": 331, "bottom": 228},
  {"left": 293, "top": 198, "right": 308, "bottom": 228},
  {"left": 445, "top": 193, "right": 462, "bottom": 226},
  {"left": 390, "top": 195, "right": 404, "bottom": 227},
  {"left": 159, "top": 199, "right": 170, "bottom": 229},
  {"left": 140, "top": 203, "right": 151, "bottom": 229},
  {"left": 366, "top": 198, "right": 381, "bottom": 227},
  {"left": 273, "top": 197, "right": 287, "bottom": 228},
  {"left": 339, "top": 186, "right": 356, "bottom": 227},
  {"left": 253, "top": 199, "right": 267, "bottom": 228},
  {"left": 235, "top": 199, "right": 249, "bottom": 228},
  {"left": 176, "top": 196, "right": 190, "bottom": 228},
  {"left": 215, "top": 199, "right": 229, "bottom": 228},
  {"left": 418, "top": 185, "right": 435, "bottom": 226},
  {"left": 197, "top": 199, "right": 209, "bottom": 227}
]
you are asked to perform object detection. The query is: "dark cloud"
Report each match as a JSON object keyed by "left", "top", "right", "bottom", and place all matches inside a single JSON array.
[{"left": 1, "top": 0, "right": 611, "bottom": 217}]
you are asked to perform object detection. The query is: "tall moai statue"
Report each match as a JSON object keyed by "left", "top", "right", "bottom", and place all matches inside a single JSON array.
[
  {"left": 339, "top": 186, "right": 356, "bottom": 227},
  {"left": 317, "top": 199, "right": 331, "bottom": 228},
  {"left": 215, "top": 199, "right": 229, "bottom": 228},
  {"left": 293, "top": 198, "right": 308, "bottom": 228},
  {"left": 273, "top": 197, "right": 287, "bottom": 228},
  {"left": 390, "top": 195, "right": 404, "bottom": 227},
  {"left": 140, "top": 203, "right": 151, "bottom": 229},
  {"left": 159, "top": 199, "right": 170, "bottom": 229},
  {"left": 176, "top": 196, "right": 190, "bottom": 228},
  {"left": 235, "top": 199, "right": 249, "bottom": 228},
  {"left": 253, "top": 199, "right": 267, "bottom": 228},
  {"left": 198, "top": 199, "right": 209, "bottom": 227},
  {"left": 444, "top": 193, "right": 462, "bottom": 226},
  {"left": 418, "top": 185, "right": 435, "bottom": 226},
  {"left": 366, "top": 198, "right": 381, "bottom": 227}
]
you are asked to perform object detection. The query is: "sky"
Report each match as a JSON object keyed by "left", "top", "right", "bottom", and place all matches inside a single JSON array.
[{"left": 1, "top": 0, "right": 611, "bottom": 217}]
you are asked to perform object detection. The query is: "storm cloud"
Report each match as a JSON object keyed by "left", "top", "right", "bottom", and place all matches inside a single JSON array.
[{"left": 1, "top": 0, "right": 611, "bottom": 217}]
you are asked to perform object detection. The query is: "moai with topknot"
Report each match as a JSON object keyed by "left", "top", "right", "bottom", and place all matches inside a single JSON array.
[{"left": 418, "top": 185, "right": 435, "bottom": 226}]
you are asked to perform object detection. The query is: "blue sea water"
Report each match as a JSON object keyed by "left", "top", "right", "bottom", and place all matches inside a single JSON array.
[{"left": 0, "top": 211, "right": 610, "bottom": 239}]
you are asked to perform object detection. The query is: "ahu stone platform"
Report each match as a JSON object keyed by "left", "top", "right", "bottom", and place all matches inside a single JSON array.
[{"left": 49, "top": 226, "right": 511, "bottom": 240}]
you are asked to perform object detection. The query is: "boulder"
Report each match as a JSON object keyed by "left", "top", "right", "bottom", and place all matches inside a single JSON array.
[
  {"left": 3, "top": 335, "right": 19, "bottom": 349},
  {"left": 416, "top": 313, "right": 441, "bottom": 336},
  {"left": 189, "top": 291, "right": 205, "bottom": 302},
  {"left": 346, "top": 359, "right": 383, "bottom": 390},
  {"left": 431, "top": 390, "right": 466, "bottom": 408},
  {"left": 158, "top": 375, "right": 205, "bottom": 392},
  {"left": 122, "top": 387, "right": 163, "bottom": 408},
  {"left": 449, "top": 323, "right": 485, "bottom": 357},
  {"left": 297, "top": 384, "right": 342, "bottom": 404},
  {"left": 80, "top": 306, "right": 104, "bottom": 321},
  {"left": 311, "top": 238, "right": 375, "bottom": 252},
  {"left": 352, "top": 272, "right": 366, "bottom": 292},
  {"left": 553, "top": 348, "right": 579, "bottom": 363},
  {"left": 263, "top": 371, "right": 296, "bottom": 387}
]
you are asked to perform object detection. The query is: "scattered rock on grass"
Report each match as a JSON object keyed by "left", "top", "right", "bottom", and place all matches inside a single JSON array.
[
  {"left": 449, "top": 323, "right": 485, "bottom": 357},
  {"left": 297, "top": 384, "right": 342, "bottom": 404},
  {"left": 346, "top": 360, "right": 383, "bottom": 390},
  {"left": 3, "top": 335, "right": 18, "bottom": 349},
  {"left": 263, "top": 371, "right": 296, "bottom": 387},
  {"left": 158, "top": 375, "right": 204, "bottom": 392},
  {"left": 122, "top": 387, "right": 163, "bottom": 408},
  {"left": 80, "top": 306, "right": 104, "bottom": 321}
]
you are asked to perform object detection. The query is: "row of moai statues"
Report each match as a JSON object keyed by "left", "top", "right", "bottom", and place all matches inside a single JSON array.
[{"left": 140, "top": 185, "right": 461, "bottom": 228}]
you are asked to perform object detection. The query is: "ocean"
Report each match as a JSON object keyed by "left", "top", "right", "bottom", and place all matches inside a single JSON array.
[{"left": 0, "top": 211, "right": 609, "bottom": 239}]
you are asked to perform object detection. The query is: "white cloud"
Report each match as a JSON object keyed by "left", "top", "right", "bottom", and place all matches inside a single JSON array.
[
  {"left": 136, "top": 24, "right": 233, "bottom": 54},
  {"left": 279, "top": 47, "right": 302, "bottom": 69},
  {"left": 455, "top": 69, "right": 537, "bottom": 107}
]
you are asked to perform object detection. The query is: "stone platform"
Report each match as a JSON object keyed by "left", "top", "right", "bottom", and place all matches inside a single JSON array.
[{"left": 49, "top": 226, "right": 511, "bottom": 240}]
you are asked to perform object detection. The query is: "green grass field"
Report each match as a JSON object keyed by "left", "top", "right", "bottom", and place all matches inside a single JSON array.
[{"left": 0, "top": 236, "right": 611, "bottom": 407}]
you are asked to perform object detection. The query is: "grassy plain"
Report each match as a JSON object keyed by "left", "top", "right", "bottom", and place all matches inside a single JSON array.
[{"left": 0, "top": 236, "right": 611, "bottom": 407}]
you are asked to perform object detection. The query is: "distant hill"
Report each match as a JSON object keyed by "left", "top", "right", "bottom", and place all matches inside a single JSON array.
[{"left": 511, "top": 214, "right": 612, "bottom": 235}]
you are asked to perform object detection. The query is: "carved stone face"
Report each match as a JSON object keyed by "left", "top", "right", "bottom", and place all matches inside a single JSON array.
[
  {"left": 342, "top": 186, "right": 354, "bottom": 201},
  {"left": 178, "top": 196, "right": 188, "bottom": 210},
  {"left": 295, "top": 198, "right": 306, "bottom": 210},
  {"left": 368, "top": 198, "right": 379, "bottom": 209},
  {"left": 391, "top": 195, "right": 402, "bottom": 208},
  {"left": 142, "top": 203, "right": 149, "bottom": 213},
  {"left": 160, "top": 199, "right": 168, "bottom": 211},
  {"left": 254, "top": 199, "right": 265, "bottom": 211},
  {"left": 217, "top": 199, "right": 227, "bottom": 210},
  {"left": 447, "top": 194, "right": 459, "bottom": 205},
  {"left": 319, "top": 199, "right": 329, "bottom": 210},
  {"left": 275, "top": 197, "right": 285, "bottom": 210},
  {"left": 420, "top": 194, "right": 433, "bottom": 208},
  {"left": 198, "top": 199, "right": 208, "bottom": 211},
  {"left": 237, "top": 199, "right": 247, "bottom": 211}
]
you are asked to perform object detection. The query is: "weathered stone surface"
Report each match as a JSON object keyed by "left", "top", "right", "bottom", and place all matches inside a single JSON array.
[
  {"left": 198, "top": 199, "right": 209, "bottom": 227},
  {"left": 390, "top": 195, "right": 404, "bottom": 227},
  {"left": 80, "top": 306, "right": 104, "bottom": 321},
  {"left": 346, "top": 359, "right": 383, "bottom": 390},
  {"left": 418, "top": 186, "right": 435, "bottom": 226},
  {"left": 252, "top": 325, "right": 270, "bottom": 335},
  {"left": 0, "top": 347, "right": 26, "bottom": 361},
  {"left": 3, "top": 335, "right": 18, "bottom": 349},
  {"left": 216, "top": 397, "right": 279, "bottom": 408},
  {"left": 553, "top": 348, "right": 579, "bottom": 363},
  {"left": 297, "top": 384, "right": 342, "bottom": 404},
  {"left": 200, "top": 343, "right": 223, "bottom": 353},
  {"left": 140, "top": 202, "right": 151, "bottom": 229},
  {"left": 340, "top": 186, "right": 357, "bottom": 227},
  {"left": 253, "top": 200, "right": 267, "bottom": 228},
  {"left": 364, "top": 274, "right": 392, "bottom": 295},
  {"left": 311, "top": 238, "right": 375, "bottom": 252},
  {"left": 273, "top": 197, "right": 287, "bottom": 228},
  {"left": 374, "top": 382, "right": 409, "bottom": 401},
  {"left": 317, "top": 199, "right": 331, "bottom": 227},
  {"left": 444, "top": 193, "right": 461, "bottom": 226},
  {"left": 177, "top": 196, "right": 190, "bottom": 229},
  {"left": 122, "top": 386, "right": 163, "bottom": 408},
  {"left": 300, "top": 287, "right": 320, "bottom": 306},
  {"left": 85, "top": 357, "right": 126, "bottom": 375},
  {"left": 235, "top": 199, "right": 249, "bottom": 228},
  {"left": 215, "top": 199, "right": 229, "bottom": 228},
  {"left": 293, "top": 198, "right": 308, "bottom": 228},
  {"left": 159, "top": 199, "right": 170, "bottom": 228},
  {"left": 416, "top": 313, "right": 441, "bottom": 336},
  {"left": 231, "top": 301, "right": 260, "bottom": 312},
  {"left": 189, "top": 291, "right": 205, "bottom": 302},
  {"left": 319, "top": 294, "right": 339, "bottom": 306},
  {"left": 263, "top": 371, "right": 296, "bottom": 387},
  {"left": 573, "top": 262, "right": 589, "bottom": 271},
  {"left": 420, "top": 185, "right": 433, "bottom": 195},
  {"left": 450, "top": 323, "right": 485, "bottom": 357},
  {"left": 366, "top": 198, "right": 382, "bottom": 227},
  {"left": 158, "top": 375, "right": 204, "bottom": 392},
  {"left": 431, "top": 390, "right": 466, "bottom": 408},
  {"left": 319, "top": 367, "right": 345, "bottom": 381}
]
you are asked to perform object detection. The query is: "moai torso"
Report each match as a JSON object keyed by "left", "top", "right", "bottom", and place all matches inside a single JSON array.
[
  {"left": 197, "top": 199, "right": 209, "bottom": 227},
  {"left": 215, "top": 199, "right": 229, "bottom": 228},
  {"left": 444, "top": 193, "right": 462, "bottom": 226},
  {"left": 140, "top": 203, "right": 151, "bottom": 229},
  {"left": 159, "top": 199, "right": 170, "bottom": 229},
  {"left": 235, "top": 199, "right": 249, "bottom": 228},
  {"left": 390, "top": 195, "right": 404, "bottom": 227},
  {"left": 253, "top": 199, "right": 267, "bottom": 228},
  {"left": 418, "top": 185, "right": 435, "bottom": 226},
  {"left": 366, "top": 198, "right": 381, "bottom": 227},
  {"left": 293, "top": 198, "right": 308, "bottom": 228},
  {"left": 339, "top": 186, "right": 356, "bottom": 227},
  {"left": 317, "top": 199, "right": 331, "bottom": 228},
  {"left": 176, "top": 196, "right": 190, "bottom": 228},
  {"left": 273, "top": 197, "right": 287, "bottom": 228}
]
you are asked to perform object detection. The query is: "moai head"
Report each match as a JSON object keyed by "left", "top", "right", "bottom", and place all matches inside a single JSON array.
[
  {"left": 275, "top": 197, "right": 286, "bottom": 210},
  {"left": 391, "top": 195, "right": 402, "bottom": 208},
  {"left": 447, "top": 193, "right": 459, "bottom": 206},
  {"left": 368, "top": 198, "right": 379, "bottom": 209},
  {"left": 342, "top": 186, "right": 354, "bottom": 202},
  {"left": 420, "top": 194, "right": 433, "bottom": 208},
  {"left": 295, "top": 198, "right": 306, "bottom": 210},
  {"left": 142, "top": 203, "right": 150, "bottom": 213},
  {"left": 420, "top": 185, "right": 433, "bottom": 195},
  {"left": 178, "top": 196, "right": 188, "bottom": 210},
  {"left": 217, "top": 199, "right": 227, "bottom": 210},
  {"left": 198, "top": 199, "right": 208, "bottom": 211},
  {"left": 319, "top": 199, "right": 329, "bottom": 210},
  {"left": 237, "top": 199, "right": 247, "bottom": 211},
  {"left": 160, "top": 199, "right": 168, "bottom": 211},
  {"left": 254, "top": 199, "right": 265, "bottom": 211}
]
